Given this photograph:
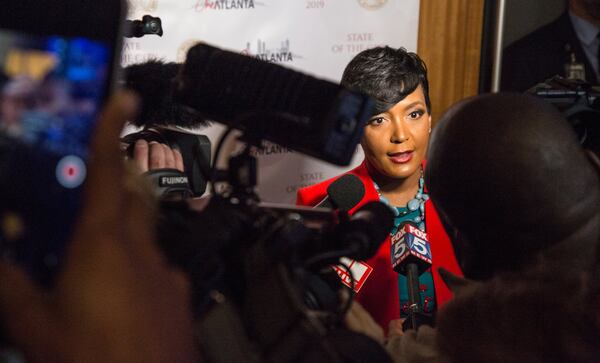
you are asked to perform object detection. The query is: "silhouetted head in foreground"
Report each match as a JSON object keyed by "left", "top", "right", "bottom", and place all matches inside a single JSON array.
[{"left": 425, "top": 93, "right": 600, "bottom": 280}]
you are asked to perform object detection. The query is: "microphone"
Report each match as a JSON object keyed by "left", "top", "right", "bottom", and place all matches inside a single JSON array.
[
  {"left": 390, "top": 222, "right": 434, "bottom": 330},
  {"left": 316, "top": 174, "right": 365, "bottom": 210},
  {"left": 330, "top": 201, "right": 394, "bottom": 293},
  {"left": 174, "top": 43, "right": 374, "bottom": 166},
  {"left": 122, "top": 60, "right": 208, "bottom": 128},
  {"left": 391, "top": 222, "right": 432, "bottom": 274},
  {"left": 338, "top": 201, "right": 395, "bottom": 261}
]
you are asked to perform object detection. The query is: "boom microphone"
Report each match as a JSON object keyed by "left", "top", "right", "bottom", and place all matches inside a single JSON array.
[
  {"left": 316, "top": 174, "right": 365, "bottom": 210},
  {"left": 123, "top": 60, "right": 208, "bottom": 128},
  {"left": 174, "top": 43, "right": 374, "bottom": 166}
]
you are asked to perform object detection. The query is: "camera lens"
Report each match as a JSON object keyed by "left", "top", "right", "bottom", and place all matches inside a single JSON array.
[{"left": 149, "top": 20, "right": 159, "bottom": 32}]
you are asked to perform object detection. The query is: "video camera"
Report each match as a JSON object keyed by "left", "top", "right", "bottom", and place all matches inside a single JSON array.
[
  {"left": 529, "top": 76, "right": 600, "bottom": 153},
  {"left": 124, "top": 15, "right": 163, "bottom": 38},
  {"left": 121, "top": 127, "right": 211, "bottom": 198},
  {"left": 120, "top": 60, "right": 212, "bottom": 199},
  {"left": 139, "top": 43, "right": 393, "bottom": 361}
]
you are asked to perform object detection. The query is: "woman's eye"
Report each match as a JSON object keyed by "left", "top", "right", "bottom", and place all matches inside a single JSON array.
[
  {"left": 368, "top": 117, "right": 385, "bottom": 125},
  {"left": 408, "top": 110, "right": 425, "bottom": 119}
]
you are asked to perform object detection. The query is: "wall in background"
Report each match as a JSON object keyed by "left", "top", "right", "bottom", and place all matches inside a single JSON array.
[{"left": 417, "top": 0, "right": 485, "bottom": 123}]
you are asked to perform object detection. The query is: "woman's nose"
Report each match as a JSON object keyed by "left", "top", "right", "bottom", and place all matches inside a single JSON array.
[{"left": 390, "top": 121, "right": 408, "bottom": 143}]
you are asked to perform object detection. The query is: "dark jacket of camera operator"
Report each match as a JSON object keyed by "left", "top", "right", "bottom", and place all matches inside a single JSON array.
[{"left": 426, "top": 93, "right": 600, "bottom": 363}]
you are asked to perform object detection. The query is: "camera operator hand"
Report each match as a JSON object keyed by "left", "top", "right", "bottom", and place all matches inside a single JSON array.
[
  {"left": 387, "top": 319, "right": 405, "bottom": 339},
  {"left": 0, "top": 91, "right": 199, "bottom": 363},
  {"left": 132, "top": 139, "right": 184, "bottom": 173},
  {"left": 344, "top": 300, "right": 385, "bottom": 345},
  {"left": 385, "top": 325, "right": 438, "bottom": 363}
]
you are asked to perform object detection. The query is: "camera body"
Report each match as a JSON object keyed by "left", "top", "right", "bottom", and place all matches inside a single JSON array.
[
  {"left": 122, "top": 126, "right": 211, "bottom": 197},
  {"left": 157, "top": 192, "right": 393, "bottom": 362},
  {"left": 530, "top": 76, "right": 600, "bottom": 152},
  {"left": 124, "top": 15, "right": 163, "bottom": 38}
]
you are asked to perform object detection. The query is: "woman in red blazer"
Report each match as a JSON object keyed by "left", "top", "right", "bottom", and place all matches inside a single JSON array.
[{"left": 297, "top": 47, "right": 462, "bottom": 332}]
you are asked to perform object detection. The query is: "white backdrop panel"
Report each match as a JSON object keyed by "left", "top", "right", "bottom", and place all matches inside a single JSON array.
[{"left": 124, "top": 0, "right": 420, "bottom": 203}]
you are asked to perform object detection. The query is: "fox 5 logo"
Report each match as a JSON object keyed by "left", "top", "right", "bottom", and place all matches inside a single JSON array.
[{"left": 393, "top": 234, "right": 431, "bottom": 260}]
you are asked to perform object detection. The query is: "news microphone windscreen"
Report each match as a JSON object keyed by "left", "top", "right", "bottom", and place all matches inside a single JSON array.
[
  {"left": 123, "top": 60, "right": 208, "bottom": 128},
  {"left": 391, "top": 222, "right": 432, "bottom": 275},
  {"left": 339, "top": 201, "right": 394, "bottom": 261},
  {"left": 317, "top": 174, "right": 365, "bottom": 210},
  {"left": 175, "top": 43, "right": 374, "bottom": 166}
]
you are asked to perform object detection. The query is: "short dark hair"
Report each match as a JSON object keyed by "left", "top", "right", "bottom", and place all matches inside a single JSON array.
[{"left": 341, "top": 46, "right": 431, "bottom": 115}]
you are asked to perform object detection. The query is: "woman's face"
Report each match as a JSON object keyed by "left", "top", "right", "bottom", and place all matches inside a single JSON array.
[{"left": 361, "top": 85, "right": 431, "bottom": 181}]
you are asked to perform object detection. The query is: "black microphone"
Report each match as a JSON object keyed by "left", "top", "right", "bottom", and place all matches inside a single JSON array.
[
  {"left": 390, "top": 221, "right": 434, "bottom": 330},
  {"left": 327, "top": 201, "right": 394, "bottom": 294},
  {"left": 316, "top": 174, "right": 365, "bottom": 210},
  {"left": 123, "top": 60, "right": 208, "bottom": 128},
  {"left": 174, "top": 43, "right": 374, "bottom": 166},
  {"left": 336, "top": 201, "right": 395, "bottom": 261}
]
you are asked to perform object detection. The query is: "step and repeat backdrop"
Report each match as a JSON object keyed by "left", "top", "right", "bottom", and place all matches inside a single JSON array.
[{"left": 123, "top": 0, "right": 420, "bottom": 203}]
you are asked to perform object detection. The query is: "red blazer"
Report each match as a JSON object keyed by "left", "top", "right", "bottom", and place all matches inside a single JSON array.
[{"left": 296, "top": 160, "right": 463, "bottom": 331}]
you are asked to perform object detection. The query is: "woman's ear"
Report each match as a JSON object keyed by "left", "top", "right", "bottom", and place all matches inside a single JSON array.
[{"left": 428, "top": 115, "right": 432, "bottom": 134}]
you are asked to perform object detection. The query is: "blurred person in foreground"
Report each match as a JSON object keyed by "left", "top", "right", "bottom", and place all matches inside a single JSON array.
[
  {"left": 0, "top": 91, "right": 199, "bottom": 362},
  {"left": 423, "top": 93, "right": 600, "bottom": 362}
]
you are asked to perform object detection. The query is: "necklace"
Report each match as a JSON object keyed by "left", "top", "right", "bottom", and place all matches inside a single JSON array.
[{"left": 373, "top": 169, "right": 428, "bottom": 231}]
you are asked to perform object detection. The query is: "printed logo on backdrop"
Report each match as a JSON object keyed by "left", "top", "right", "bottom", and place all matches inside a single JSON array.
[
  {"left": 285, "top": 170, "right": 326, "bottom": 195},
  {"left": 330, "top": 33, "right": 381, "bottom": 55},
  {"left": 249, "top": 141, "right": 294, "bottom": 167},
  {"left": 121, "top": 41, "right": 162, "bottom": 66},
  {"left": 305, "top": 0, "right": 325, "bottom": 9},
  {"left": 223, "top": 140, "right": 292, "bottom": 167},
  {"left": 242, "top": 39, "right": 300, "bottom": 63},
  {"left": 128, "top": 0, "right": 159, "bottom": 16},
  {"left": 193, "top": 0, "right": 264, "bottom": 11},
  {"left": 358, "top": 0, "right": 387, "bottom": 9}
]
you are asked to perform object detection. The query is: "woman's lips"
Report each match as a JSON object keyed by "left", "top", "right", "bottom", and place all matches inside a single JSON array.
[{"left": 388, "top": 151, "right": 414, "bottom": 164}]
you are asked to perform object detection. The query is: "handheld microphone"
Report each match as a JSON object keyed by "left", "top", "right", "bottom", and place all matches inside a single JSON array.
[
  {"left": 316, "top": 174, "right": 365, "bottom": 210},
  {"left": 390, "top": 222, "right": 434, "bottom": 331},
  {"left": 391, "top": 222, "right": 432, "bottom": 275},
  {"left": 329, "top": 201, "right": 394, "bottom": 293}
]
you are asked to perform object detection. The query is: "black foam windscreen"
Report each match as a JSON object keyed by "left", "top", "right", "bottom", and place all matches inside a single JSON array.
[
  {"left": 342, "top": 201, "right": 394, "bottom": 261},
  {"left": 175, "top": 43, "right": 374, "bottom": 166},
  {"left": 123, "top": 60, "right": 208, "bottom": 128},
  {"left": 326, "top": 174, "right": 366, "bottom": 211}
]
